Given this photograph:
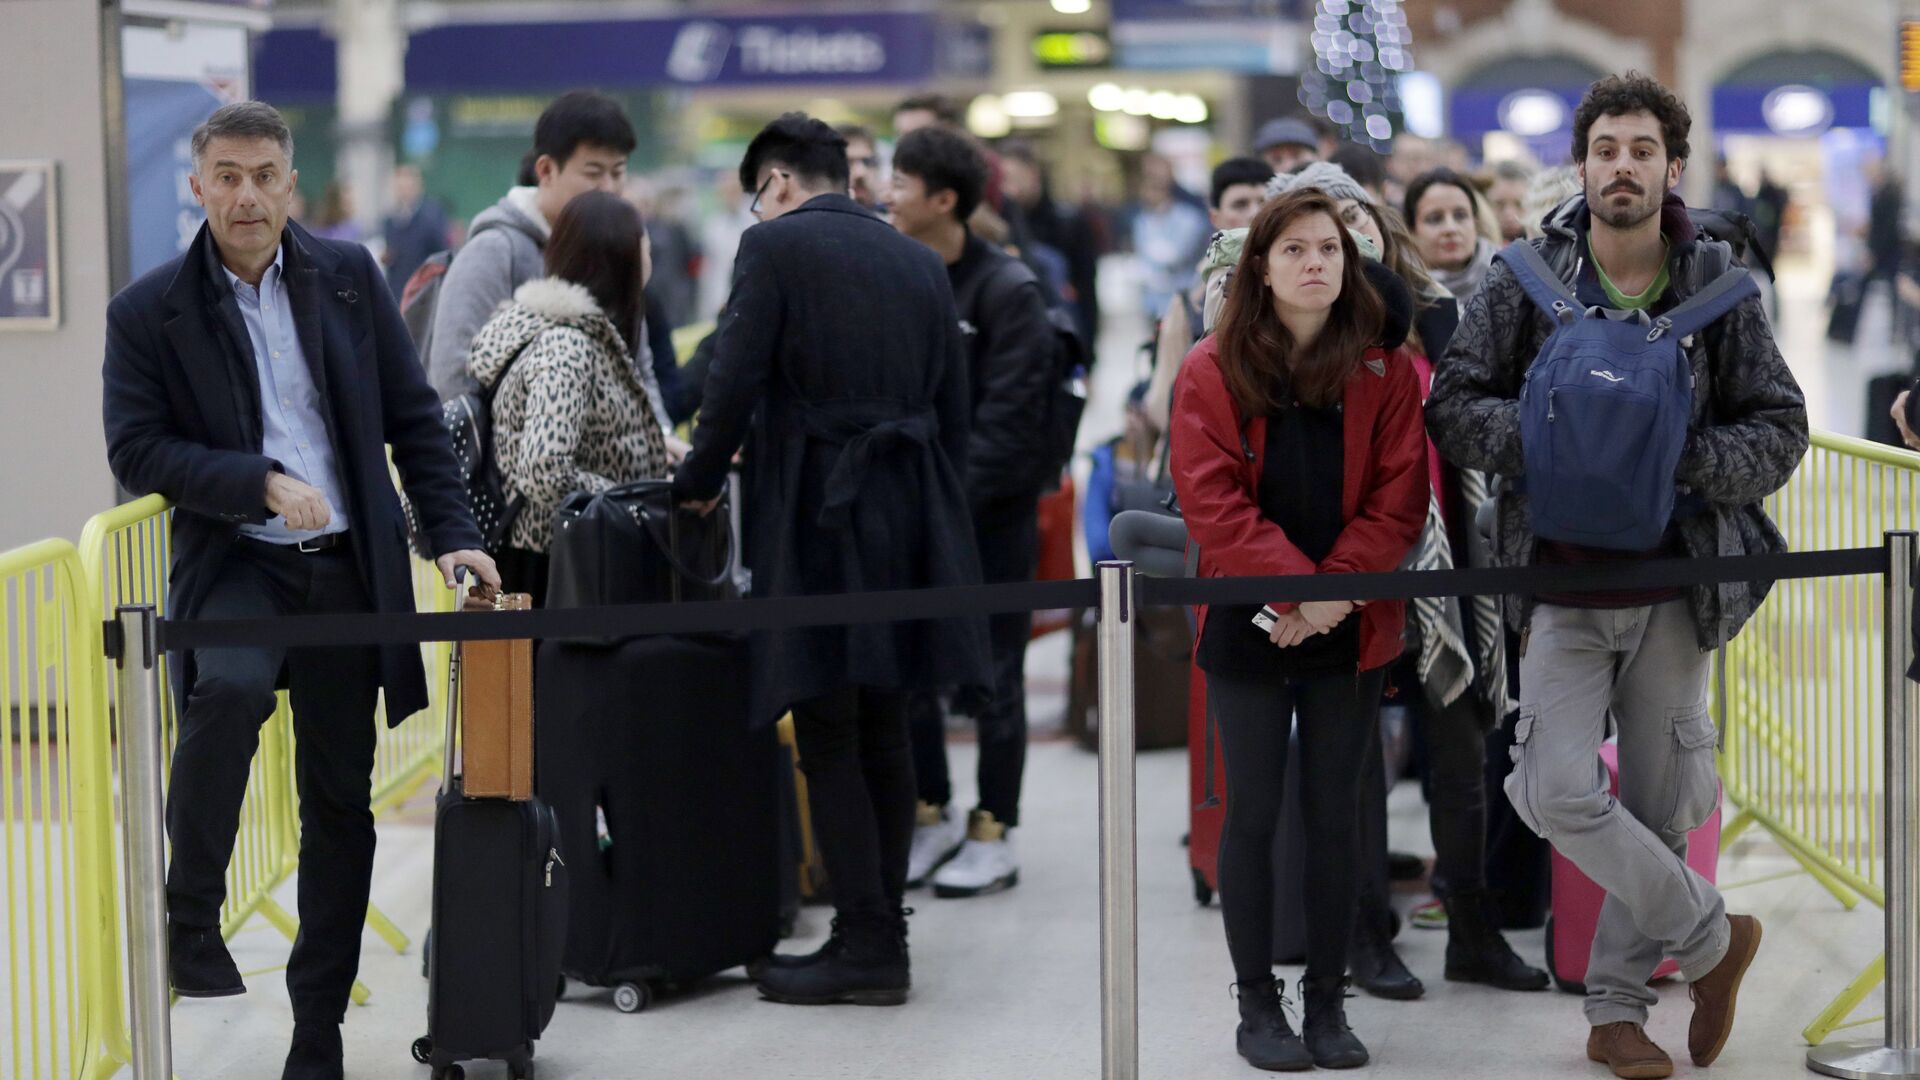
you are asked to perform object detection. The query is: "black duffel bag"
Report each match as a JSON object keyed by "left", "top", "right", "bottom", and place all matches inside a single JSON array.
[{"left": 546, "top": 480, "right": 738, "bottom": 618}]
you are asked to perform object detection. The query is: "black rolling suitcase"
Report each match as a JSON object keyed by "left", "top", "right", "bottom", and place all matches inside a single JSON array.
[
  {"left": 536, "top": 632, "right": 784, "bottom": 1013},
  {"left": 413, "top": 644, "right": 569, "bottom": 1080}
]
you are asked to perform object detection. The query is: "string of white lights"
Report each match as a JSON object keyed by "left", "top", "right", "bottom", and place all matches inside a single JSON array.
[{"left": 1299, "top": 0, "right": 1411, "bottom": 152}]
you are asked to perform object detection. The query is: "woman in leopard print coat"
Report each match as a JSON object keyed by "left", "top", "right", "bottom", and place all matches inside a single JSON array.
[{"left": 468, "top": 191, "right": 670, "bottom": 598}]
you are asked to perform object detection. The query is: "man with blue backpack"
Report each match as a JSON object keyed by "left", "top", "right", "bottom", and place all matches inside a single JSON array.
[{"left": 1429, "top": 73, "right": 1807, "bottom": 1080}]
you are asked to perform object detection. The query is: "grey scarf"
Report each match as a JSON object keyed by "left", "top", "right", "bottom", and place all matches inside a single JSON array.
[{"left": 1432, "top": 238, "right": 1496, "bottom": 305}]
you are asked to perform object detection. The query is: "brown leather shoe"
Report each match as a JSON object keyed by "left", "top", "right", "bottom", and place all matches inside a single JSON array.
[
  {"left": 1689, "top": 913, "right": 1763, "bottom": 1066},
  {"left": 1586, "top": 1023, "right": 1674, "bottom": 1079}
]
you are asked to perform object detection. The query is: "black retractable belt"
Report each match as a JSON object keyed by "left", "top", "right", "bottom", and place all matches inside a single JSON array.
[{"left": 161, "top": 547, "right": 1887, "bottom": 653}]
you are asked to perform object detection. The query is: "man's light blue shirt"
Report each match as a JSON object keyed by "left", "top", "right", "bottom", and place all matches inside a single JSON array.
[{"left": 223, "top": 245, "right": 351, "bottom": 543}]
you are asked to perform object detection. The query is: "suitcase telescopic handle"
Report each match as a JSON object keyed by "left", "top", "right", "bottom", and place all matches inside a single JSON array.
[{"left": 440, "top": 567, "right": 468, "bottom": 796}]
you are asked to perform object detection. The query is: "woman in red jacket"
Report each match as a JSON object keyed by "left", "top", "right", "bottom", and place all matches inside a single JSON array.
[{"left": 1170, "top": 190, "right": 1428, "bottom": 1072}]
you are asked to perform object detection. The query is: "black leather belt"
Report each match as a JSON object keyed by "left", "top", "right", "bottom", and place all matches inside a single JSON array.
[{"left": 290, "top": 531, "right": 349, "bottom": 554}]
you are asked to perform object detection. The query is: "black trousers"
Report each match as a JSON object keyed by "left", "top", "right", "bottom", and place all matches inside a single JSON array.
[
  {"left": 166, "top": 538, "right": 380, "bottom": 1023},
  {"left": 909, "top": 495, "right": 1037, "bottom": 827},
  {"left": 1358, "top": 688, "right": 1492, "bottom": 923},
  {"left": 790, "top": 686, "right": 915, "bottom": 923},
  {"left": 1208, "top": 666, "right": 1384, "bottom": 983}
]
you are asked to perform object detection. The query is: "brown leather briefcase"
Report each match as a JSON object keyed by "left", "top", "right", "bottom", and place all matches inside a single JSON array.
[{"left": 460, "top": 591, "right": 534, "bottom": 800}]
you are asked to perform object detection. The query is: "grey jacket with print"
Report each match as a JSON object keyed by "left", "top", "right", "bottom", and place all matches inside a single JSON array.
[{"left": 1426, "top": 195, "right": 1809, "bottom": 651}]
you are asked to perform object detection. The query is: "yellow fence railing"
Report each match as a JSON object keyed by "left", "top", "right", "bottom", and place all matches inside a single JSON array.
[
  {"left": 77, "top": 497, "right": 455, "bottom": 1014},
  {"left": 0, "top": 540, "right": 128, "bottom": 1080},
  {"left": 78, "top": 498, "right": 308, "bottom": 967},
  {"left": 1716, "top": 430, "right": 1920, "bottom": 1044},
  {"left": 372, "top": 554, "right": 459, "bottom": 818}
]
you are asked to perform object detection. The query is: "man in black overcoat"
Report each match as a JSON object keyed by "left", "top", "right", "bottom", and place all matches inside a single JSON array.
[
  {"left": 674, "top": 113, "right": 991, "bottom": 1007},
  {"left": 102, "top": 101, "right": 497, "bottom": 1079}
]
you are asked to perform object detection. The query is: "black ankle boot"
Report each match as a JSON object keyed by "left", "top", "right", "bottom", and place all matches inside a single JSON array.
[
  {"left": 770, "top": 915, "right": 847, "bottom": 970},
  {"left": 1233, "top": 977, "right": 1312, "bottom": 1072},
  {"left": 757, "top": 913, "right": 909, "bottom": 1006},
  {"left": 280, "top": 1021, "right": 343, "bottom": 1080},
  {"left": 1300, "top": 975, "right": 1369, "bottom": 1070},
  {"left": 1443, "top": 888, "right": 1550, "bottom": 991},
  {"left": 1348, "top": 911, "right": 1423, "bottom": 1000},
  {"left": 169, "top": 922, "right": 244, "bottom": 998}
]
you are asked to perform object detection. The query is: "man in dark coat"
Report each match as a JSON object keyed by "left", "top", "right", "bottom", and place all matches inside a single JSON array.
[
  {"left": 102, "top": 101, "right": 496, "bottom": 1080},
  {"left": 674, "top": 113, "right": 990, "bottom": 1007}
]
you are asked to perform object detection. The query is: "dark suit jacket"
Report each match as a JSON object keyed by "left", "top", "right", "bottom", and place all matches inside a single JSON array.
[{"left": 103, "top": 219, "right": 481, "bottom": 724}]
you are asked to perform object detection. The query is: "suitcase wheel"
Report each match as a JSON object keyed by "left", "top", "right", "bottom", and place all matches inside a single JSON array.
[
  {"left": 613, "top": 980, "right": 652, "bottom": 1014},
  {"left": 411, "top": 1037, "right": 432, "bottom": 1064},
  {"left": 1191, "top": 867, "right": 1214, "bottom": 908}
]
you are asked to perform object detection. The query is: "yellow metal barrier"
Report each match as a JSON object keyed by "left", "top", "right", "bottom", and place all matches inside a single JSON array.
[
  {"left": 1715, "top": 430, "right": 1920, "bottom": 1043},
  {"left": 0, "top": 539, "right": 129, "bottom": 1079},
  {"left": 78, "top": 498, "right": 314, "bottom": 985},
  {"left": 77, "top": 497, "right": 451, "bottom": 1006},
  {"left": 370, "top": 556, "right": 458, "bottom": 820}
]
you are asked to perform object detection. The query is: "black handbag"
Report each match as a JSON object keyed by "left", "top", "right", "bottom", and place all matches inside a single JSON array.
[{"left": 546, "top": 480, "right": 738, "bottom": 616}]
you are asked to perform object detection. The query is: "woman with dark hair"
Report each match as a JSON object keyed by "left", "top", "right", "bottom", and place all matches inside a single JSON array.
[
  {"left": 1170, "top": 190, "right": 1428, "bottom": 1071},
  {"left": 1405, "top": 168, "right": 1501, "bottom": 303},
  {"left": 468, "top": 189, "right": 670, "bottom": 602}
]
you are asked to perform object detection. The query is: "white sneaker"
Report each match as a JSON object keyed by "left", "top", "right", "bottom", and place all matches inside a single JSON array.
[
  {"left": 906, "top": 803, "right": 965, "bottom": 888},
  {"left": 932, "top": 812, "right": 1019, "bottom": 898}
]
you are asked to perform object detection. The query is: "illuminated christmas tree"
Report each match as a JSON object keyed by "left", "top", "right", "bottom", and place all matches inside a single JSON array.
[{"left": 1299, "top": 0, "right": 1411, "bottom": 152}]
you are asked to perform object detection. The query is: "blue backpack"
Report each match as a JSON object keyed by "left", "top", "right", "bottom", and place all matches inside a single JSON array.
[{"left": 1500, "top": 240, "right": 1759, "bottom": 551}]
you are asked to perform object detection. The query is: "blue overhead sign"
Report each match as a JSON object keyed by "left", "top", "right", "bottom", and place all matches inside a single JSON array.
[
  {"left": 399, "top": 12, "right": 991, "bottom": 94},
  {"left": 252, "top": 26, "right": 333, "bottom": 103}
]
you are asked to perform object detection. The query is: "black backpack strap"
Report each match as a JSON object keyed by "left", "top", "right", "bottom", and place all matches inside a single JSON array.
[
  {"left": 1493, "top": 240, "right": 1582, "bottom": 323},
  {"left": 1653, "top": 267, "right": 1759, "bottom": 342}
]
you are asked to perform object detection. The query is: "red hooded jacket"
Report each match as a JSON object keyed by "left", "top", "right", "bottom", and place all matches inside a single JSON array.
[{"left": 1169, "top": 335, "right": 1429, "bottom": 673}]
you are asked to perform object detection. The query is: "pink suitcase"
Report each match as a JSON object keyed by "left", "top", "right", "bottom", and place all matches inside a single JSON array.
[{"left": 1545, "top": 741, "right": 1721, "bottom": 994}]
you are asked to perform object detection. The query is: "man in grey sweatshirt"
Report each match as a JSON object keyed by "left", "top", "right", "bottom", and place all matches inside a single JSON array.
[{"left": 426, "top": 90, "right": 636, "bottom": 401}]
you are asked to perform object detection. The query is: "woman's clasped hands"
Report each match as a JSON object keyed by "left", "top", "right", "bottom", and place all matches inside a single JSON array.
[{"left": 1267, "top": 599, "right": 1365, "bottom": 648}]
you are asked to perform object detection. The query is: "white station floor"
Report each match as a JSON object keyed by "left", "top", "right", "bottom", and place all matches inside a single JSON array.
[{"left": 172, "top": 729, "right": 1886, "bottom": 1080}]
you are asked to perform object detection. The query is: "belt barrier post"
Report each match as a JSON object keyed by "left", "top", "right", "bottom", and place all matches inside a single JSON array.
[
  {"left": 112, "top": 604, "right": 174, "bottom": 1080},
  {"left": 1810, "top": 530, "right": 1920, "bottom": 1078},
  {"left": 1095, "top": 561, "right": 1138, "bottom": 1080}
]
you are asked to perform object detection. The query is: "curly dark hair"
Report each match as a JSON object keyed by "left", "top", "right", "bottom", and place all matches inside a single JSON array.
[{"left": 1572, "top": 72, "right": 1691, "bottom": 164}]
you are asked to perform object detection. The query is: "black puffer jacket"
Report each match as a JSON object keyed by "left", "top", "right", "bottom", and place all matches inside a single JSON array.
[
  {"left": 949, "top": 232, "right": 1058, "bottom": 504},
  {"left": 1426, "top": 194, "right": 1809, "bottom": 650}
]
